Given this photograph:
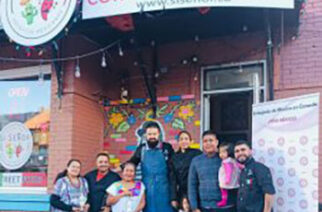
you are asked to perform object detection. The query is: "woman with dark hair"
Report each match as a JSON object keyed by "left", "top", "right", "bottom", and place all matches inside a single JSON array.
[
  {"left": 50, "top": 159, "right": 89, "bottom": 212},
  {"left": 106, "top": 162, "right": 145, "bottom": 212},
  {"left": 172, "top": 131, "right": 202, "bottom": 210}
]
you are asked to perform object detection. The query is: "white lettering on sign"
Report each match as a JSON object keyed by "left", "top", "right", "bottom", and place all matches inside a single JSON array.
[
  {"left": 2, "top": 173, "right": 23, "bottom": 187},
  {"left": 8, "top": 87, "right": 30, "bottom": 97}
]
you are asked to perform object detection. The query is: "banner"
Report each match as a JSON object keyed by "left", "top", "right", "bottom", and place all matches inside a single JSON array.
[
  {"left": 83, "top": 0, "right": 294, "bottom": 20},
  {"left": 252, "top": 93, "right": 319, "bottom": 212}
]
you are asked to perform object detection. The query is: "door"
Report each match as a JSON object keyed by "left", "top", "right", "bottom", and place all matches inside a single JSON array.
[{"left": 202, "top": 61, "right": 266, "bottom": 144}]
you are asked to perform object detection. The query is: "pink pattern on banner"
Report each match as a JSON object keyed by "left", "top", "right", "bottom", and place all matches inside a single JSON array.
[
  {"left": 277, "top": 137, "right": 285, "bottom": 146},
  {"left": 278, "top": 157, "right": 285, "bottom": 166},
  {"left": 299, "top": 179, "right": 308, "bottom": 188},
  {"left": 312, "top": 169, "right": 318, "bottom": 178},
  {"left": 299, "top": 136, "right": 308, "bottom": 145},
  {"left": 258, "top": 139, "right": 265, "bottom": 147},
  {"left": 268, "top": 147, "right": 275, "bottom": 156},
  {"left": 288, "top": 168, "right": 296, "bottom": 177},
  {"left": 299, "top": 200, "right": 308, "bottom": 209},
  {"left": 300, "top": 157, "right": 309, "bottom": 166},
  {"left": 276, "top": 178, "right": 284, "bottom": 187},
  {"left": 287, "top": 188, "right": 296, "bottom": 197},
  {"left": 288, "top": 147, "right": 296, "bottom": 156},
  {"left": 277, "top": 197, "right": 284, "bottom": 206}
]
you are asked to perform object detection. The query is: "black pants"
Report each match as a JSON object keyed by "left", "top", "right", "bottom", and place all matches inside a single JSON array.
[{"left": 201, "top": 207, "right": 236, "bottom": 212}]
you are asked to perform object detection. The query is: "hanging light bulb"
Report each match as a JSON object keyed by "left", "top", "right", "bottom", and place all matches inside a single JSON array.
[
  {"left": 38, "top": 63, "right": 44, "bottom": 85},
  {"left": 101, "top": 52, "right": 107, "bottom": 68},
  {"left": 75, "top": 57, "right": 81, "bottom": 78},
  {"left": 118, "top": 43, "right": 124, "bottom": 56}
]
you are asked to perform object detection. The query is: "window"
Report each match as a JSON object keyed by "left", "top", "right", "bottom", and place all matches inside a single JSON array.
[{"left": 0, "top": 65, "right": 51, "bottom": 192}]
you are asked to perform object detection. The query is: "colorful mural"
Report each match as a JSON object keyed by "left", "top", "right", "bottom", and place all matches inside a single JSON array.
[{"left": 102, "top": 95, "right": 201, "bottom": 167}]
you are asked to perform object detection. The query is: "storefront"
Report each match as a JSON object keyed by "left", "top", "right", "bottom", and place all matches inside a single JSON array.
[{"left": 1, "top": 0, "right": 321, "bottom": 211}]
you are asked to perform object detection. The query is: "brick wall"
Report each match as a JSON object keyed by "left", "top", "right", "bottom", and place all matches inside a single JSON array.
[{"left": 274, "top": 0, "right": 322, "bottom": 202}]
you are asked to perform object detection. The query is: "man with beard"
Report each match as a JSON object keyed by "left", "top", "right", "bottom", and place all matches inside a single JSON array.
[
  {"left": 234, "top": 140, "right": 275, "bottom": 212},
  {"left": 85, "top": 152, "right": 121, "bottom": 212},
  {"left": 125, "top": 121, "right": 176, "bottom": 212}
]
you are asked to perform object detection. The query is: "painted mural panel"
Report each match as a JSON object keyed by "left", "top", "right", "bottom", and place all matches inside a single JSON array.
[{"left": 102, "top": 95, "right": 201, "bottom": 167}]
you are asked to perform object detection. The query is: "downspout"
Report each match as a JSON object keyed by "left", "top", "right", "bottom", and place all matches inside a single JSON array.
[
  {"left": 133, "top": 38, "right": 157, "bottom": 117},
  {"left": 265, "top": 9, "right": 274, "bottom": 100},
  {"left": 52, "top": 41, "right": 63, "bottom": 102}
]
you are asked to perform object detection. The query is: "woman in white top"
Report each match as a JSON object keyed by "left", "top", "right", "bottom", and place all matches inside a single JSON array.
[{"left": 106, "top": 162, "right": 145, "bottom": 212}]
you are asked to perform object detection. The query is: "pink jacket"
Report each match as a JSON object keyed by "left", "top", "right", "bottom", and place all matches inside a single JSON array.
[{"left": 218, "top": 157, "right": 240, "bottom": 189}]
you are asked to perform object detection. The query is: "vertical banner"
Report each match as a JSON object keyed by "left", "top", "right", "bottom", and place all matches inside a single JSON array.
[{"left": 252, "top": 93, "right": 319, "bottom": 212}]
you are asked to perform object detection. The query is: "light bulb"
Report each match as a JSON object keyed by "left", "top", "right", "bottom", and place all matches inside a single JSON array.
[
  {"left": 118, "top": 44, "right": 124, "bottom": 56},
  {"left": 38, "top": 70, "right": 44, "bottom": 85},
  {"left": 101, "top": 53, "right": 107, "bottom": 68},
  {"left": 75, "top": 58, "right": 81, "bottom": 78}
]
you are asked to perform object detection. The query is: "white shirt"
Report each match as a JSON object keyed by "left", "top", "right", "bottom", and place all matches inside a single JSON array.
[{"left": 106, "top": 181, "right": 145, "bottom": 212}]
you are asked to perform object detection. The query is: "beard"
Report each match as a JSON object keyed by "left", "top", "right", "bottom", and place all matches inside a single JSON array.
[
  {"left": 237, "top": 156, "right": 250, "bottom": 164},
  {"left": 147, "top": 139, "right": 159, "bottom": 149}
]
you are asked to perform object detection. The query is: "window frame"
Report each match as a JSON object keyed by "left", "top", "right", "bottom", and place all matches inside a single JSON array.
[{"left": 0, "top": 64, "right": 51, "bottom": 194}]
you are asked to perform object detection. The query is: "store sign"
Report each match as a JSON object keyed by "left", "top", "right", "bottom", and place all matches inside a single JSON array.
[
  {"left": 0, "top": 122, "right": 33, "bottom": 170},
  {"left": 0, "top": 0, "right": 77, "bottom": 46},
  {"left": 83, "top": 0, "right": 294, "bottom": 19},
  {"left": 252, "top": 93, "right": 319, "bottom": 212},
  {"left": 0, "top": 172, "right": 47, "bottom": 187}
]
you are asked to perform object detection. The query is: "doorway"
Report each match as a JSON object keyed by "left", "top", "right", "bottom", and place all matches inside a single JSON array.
[{"left": 202, "top": 61, "right": 266, "bottom": 145}]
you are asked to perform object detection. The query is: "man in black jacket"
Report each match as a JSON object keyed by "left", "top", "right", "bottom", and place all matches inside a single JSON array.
[{"left": 85, "top": 152, "right": 121, "bottom": 212}]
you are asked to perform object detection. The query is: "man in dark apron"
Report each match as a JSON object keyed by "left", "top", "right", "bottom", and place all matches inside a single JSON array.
[{"left": 126, "top": 121, "right": 176, "bottom": 212}]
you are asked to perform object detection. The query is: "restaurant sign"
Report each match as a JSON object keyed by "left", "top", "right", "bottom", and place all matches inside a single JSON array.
[
  {"left": 83, "top": 0, "right": 294, "bottom": 20},
  {"left": 0, "top": 122, "right": 33, "bottom": 170},
  {"left": 0, "top": 0, "right": 77, "bottom": 46}
]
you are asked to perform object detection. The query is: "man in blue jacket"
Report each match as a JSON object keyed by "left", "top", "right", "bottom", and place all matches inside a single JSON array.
[{"left": 188, "top": 130, "right": 224, "bottom": 212}]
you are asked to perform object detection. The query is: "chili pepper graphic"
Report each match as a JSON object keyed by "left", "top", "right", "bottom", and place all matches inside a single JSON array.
[
  {"left": 16, "top": 144, "right": 22, "bottom": 158},
  {"left": 41, "top": 0, "right": 54, "bottom": 21}
]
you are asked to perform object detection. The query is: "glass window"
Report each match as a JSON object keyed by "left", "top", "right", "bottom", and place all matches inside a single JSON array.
[
  {"left": 204, "top": 64, "right": 264, "bottom": 91},
  {"left": 0, "top": 72, "right": 51, "bottom": 189}
]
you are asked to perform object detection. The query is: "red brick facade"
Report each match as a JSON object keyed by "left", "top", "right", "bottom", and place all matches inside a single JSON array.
[{"left": 1, "top": 0, "right": 322, "bottom": 209}]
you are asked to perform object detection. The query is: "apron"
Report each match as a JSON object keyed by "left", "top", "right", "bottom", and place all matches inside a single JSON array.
[{"left": 142, "top": 148, "right": 174, "bottom": 212}]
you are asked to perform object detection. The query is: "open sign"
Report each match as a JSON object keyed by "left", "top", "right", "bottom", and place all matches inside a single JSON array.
[{"left": 8, "top": 87, "right": 29, "bottom": 97}]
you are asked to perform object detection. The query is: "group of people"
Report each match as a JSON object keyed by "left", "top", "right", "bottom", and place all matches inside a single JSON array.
[{"left": 50, "top": 121, "right": 275, "bottom": 212}]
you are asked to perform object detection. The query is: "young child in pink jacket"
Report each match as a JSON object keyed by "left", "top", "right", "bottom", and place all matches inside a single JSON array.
[{"left": 217, "top": 142, "right": 240, "bottom": 208}]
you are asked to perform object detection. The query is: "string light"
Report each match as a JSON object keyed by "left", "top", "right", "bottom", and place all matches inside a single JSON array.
[
  {"left": 38, "top": 63, "right": 44, "bottom": 85},
  {"left": 101, "top": 52, "right": 107, "bottom": 68},
  {"left": 0, "top": 40, "right": 121, "bottom": 63},
  {"left": 75, "top": 57, "right": 81, "bottom": 78},
  {"left": 118, "top": 43, "right": 124, "bottom": 56}
]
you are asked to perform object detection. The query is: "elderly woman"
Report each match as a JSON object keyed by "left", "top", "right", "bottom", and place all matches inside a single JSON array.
[
  {"left": 50, "top": 159, "right": 89, "bottom": 212},
  {"left": 106, "top": 162, "right": 145, "bottom": 212}
]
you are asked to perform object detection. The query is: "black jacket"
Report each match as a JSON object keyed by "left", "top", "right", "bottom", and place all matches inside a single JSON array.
[
  {"left": 126, "top": 142, "right": 177, "bottom": 200},
  {"left": 172, "top": 148, "right": 202, "bottom": 201},
  {"left": 85, "top": 169, "right": 121, "bottom": 212},
  {"left": 50, "top": 194, "right": 73, "bottom": 211}
]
